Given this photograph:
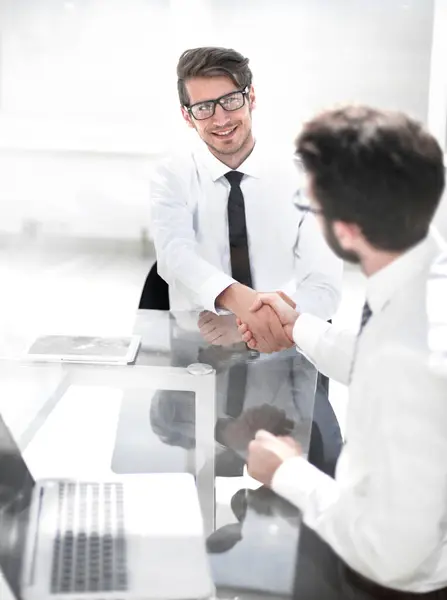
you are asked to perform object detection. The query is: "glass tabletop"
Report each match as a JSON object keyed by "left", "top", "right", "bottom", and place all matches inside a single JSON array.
[
  {"left": 133, "top": 310, "right": 318, "bottom": 597},
  {"left": 0, "top": 309, "right": 318, "bottom": 599}
]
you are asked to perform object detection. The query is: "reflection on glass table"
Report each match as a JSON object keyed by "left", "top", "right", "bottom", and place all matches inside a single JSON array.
[
  {"left": 0, "top": 309, "right": 318, "bottom": 599},
  {"left": 131, "top": 310, "right": 318, "bottom": 598},
  {"left": 0, "top": 408, "right": 214, "bottom": 600},
  {"left": 134, "top": 309, "right": 316, "bottom": 456}
]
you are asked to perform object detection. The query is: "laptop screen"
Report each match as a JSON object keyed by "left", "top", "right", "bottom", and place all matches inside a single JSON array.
[{"left": 0, "top": 415, "right": 35, "bottom": 600}]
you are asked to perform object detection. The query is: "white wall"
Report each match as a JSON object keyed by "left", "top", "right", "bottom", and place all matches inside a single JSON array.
[
  {"left": 0, "top": 0, "right": 437, "bottom": 239},
  {"left": 0, "top": 149, "right": 154, "bottom": 238}
]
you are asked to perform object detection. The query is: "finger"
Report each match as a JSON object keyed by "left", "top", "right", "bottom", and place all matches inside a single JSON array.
[
  {"left": 277, "top": 291, "right": 297, "bottom": 310},
  {"left": 251, "top": 309, "right": 278, "bottom": 352},
  {"left": 252, "top": 315, "right": 285, "bottom": 353},
  {"left": 249, "top": 297, "right": 264, "bottom": 313},
  {"left": 238, "top": 323, "right": 249, "bottom": 334},
  {"left": 265, "top": 308, "right": 292, "bottom": 349},
  {"left": 241, "top": 331, "right": 253, "bottom": 343},
  {"left": 249, "top": 292, "right": 284, "bottom": 314},
  {"left": 200, "top": 323, "right": 217, "bottom": 336},
  {"left": 198, "top": 313, "right": 214, "bottom": 327},
  {"left": 255, "top": 429, "right": 277, "bottom": 442},
  {"left": 207, "top": 331, "right": 224, "bottom": 344},
  {"left": 247, "top": 339, "right": 258, "bottom": 349},
  {"left": 203, "top": 331, "right": 216, "bottom": 343},
  {"left": 199, "top": 310, "right": 213, "bottom": 319},
  {"left": 252, "top": 306, "right": 284, "bottom": 352},
  {"left": 236, "top": 318, "right": 242, "bottom": 326}
]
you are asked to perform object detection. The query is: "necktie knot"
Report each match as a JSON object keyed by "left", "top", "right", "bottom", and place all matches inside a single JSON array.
[{"left": 225, "top": 170, "right": 244, "bottom": 187}]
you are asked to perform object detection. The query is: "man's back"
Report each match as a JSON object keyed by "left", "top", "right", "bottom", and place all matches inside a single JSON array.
[{"left": 314, "top": 237, "right": 447, "bottom": 589}]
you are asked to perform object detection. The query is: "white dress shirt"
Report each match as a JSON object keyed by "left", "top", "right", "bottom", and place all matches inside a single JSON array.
[
  {"left": 272, "top": 236, "right": 447, "bottom": 592},
  {"left": 150, "top": 141, "right": 343, "bottom": 319}
]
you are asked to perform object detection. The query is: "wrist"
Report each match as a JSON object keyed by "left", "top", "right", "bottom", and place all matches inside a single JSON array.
[
  {"left": 285, "top": 313, "right": 299, "bottom": 343},
  {"left": 216, "top": 283, "right": 252, "bottom": 313}
]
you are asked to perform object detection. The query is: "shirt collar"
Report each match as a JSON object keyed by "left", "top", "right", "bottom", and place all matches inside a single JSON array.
[
  {"left": 366, "top": 235, "right": 438, "bottom": 316},
  {"left": 195, "top": 139, "right": 262, "bottom": 182}
]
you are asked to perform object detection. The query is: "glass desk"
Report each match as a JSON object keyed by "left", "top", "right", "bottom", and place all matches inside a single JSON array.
[{"left": 0, "top": 309, "right": 318, "bottom": 599}]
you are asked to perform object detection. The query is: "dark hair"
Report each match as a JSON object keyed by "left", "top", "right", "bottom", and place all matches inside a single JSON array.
[
  {"left": 296, "top": 106, "right": 445, "bottom": 251},
  {"left": 177, "top": 46, "right": 252, "bottom": 107}
]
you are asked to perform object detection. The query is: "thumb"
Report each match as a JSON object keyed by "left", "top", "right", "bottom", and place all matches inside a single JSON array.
[
  {"left": 276, "top": 291, "right": 297, "bottom": 310},
  {"left": 249, "top": 293, "right": 280, "bottom": 313},
  {"left": 249, "top": 297, "right": 264, "bottom": 313}
]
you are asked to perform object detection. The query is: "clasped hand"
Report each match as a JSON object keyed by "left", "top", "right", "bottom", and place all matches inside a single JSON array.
[
  {"left": 236, "top": 291, "right": 300, "bottom": 352},
  {"left": 197, "top": 286, "right": 299, "bottom": 353}
]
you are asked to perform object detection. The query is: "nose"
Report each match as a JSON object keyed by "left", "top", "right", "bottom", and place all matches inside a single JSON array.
[{"left": 212, "top": 103, "right": 231, "bottom": 127}]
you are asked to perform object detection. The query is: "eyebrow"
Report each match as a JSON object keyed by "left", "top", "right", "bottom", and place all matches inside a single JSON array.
[{"left": 188, "top": 89, "right": 241, "bottom": 105}]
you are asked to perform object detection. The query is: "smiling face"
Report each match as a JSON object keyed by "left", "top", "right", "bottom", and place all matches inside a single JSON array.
[{"left": 181, "top": 75, "right": 256, "bottom": 167}]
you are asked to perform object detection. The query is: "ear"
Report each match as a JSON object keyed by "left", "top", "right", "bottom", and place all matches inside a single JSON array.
[
  {"left": 332, "top": 221, "right": 362, "bottom": 250},
  {"left": 248, "top": 85, "right": 256, "bottom": 110},
  {"left": 181, "top": 106, "right": 195, "bottom": 129}
]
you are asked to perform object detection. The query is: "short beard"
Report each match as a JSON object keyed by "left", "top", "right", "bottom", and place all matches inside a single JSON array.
[
  {"left": 204, "top": 127, "right": 253, "bottom": 157},
  {"left": 323, "top": 218, "right": 361, "bottom": 264}
]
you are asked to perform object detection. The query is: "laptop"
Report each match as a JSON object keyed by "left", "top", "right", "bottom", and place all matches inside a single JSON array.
[
  {"left": 26, "top": 335, "right": 141, "bottom": 365},
  {"left": 0, "top": 414, "right": 214, "bottom": 600}
]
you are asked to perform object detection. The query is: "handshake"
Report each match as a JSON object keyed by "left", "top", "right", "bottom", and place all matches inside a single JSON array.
[{"left": 198, "top": 284, "right": 300, "bottom": 353}]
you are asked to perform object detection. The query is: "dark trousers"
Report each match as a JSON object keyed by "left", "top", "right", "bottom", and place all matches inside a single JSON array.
[
  {"left": 307, "top": 373, "right": 343, "bottom": 478},
  {"left": 294, "top": 525, "right": 447, "bottom": 600}
]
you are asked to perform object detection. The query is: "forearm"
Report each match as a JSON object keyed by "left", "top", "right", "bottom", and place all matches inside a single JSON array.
[
  {"left": 273, "top": 351, "right": 447, "bottom": 587},
  {"left": 151, "top": 167, "right": 236, "bottom": 312},
  {"left": 272, "top": 456, "right": 440, "bottom": 588},
  {"left": 156, "top": 244, "right": 235, "bottom": 312},
  {"left": 216, "top": 282, "right": 253, "bottom": 313},
  {"left": 292, "top": 315, "right": 356, "bottom": 384}
]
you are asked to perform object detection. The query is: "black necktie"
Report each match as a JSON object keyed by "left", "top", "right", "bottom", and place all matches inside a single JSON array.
[
  {"left": 225, "top": 171, "right": 252, "bottom": 287},
  {"left": 349, "top": 301, "right": 373, "bottom": 383},
  {"left": 224, "top": 170, "right": 251, "bottom": 418},
  {"left": 359, "top": 301, "right": 372, "bottom": 335}
]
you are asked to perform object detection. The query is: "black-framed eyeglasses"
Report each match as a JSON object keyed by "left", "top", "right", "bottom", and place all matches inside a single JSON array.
[
  {"left": 293, "top": 190, "right": 323, "bottom": 215},
  {"left": 186, "top": 87, "right": 249, "bottom": 121},
  {"left": 295, "top": 203, "right": 323, "bottom": 215}
]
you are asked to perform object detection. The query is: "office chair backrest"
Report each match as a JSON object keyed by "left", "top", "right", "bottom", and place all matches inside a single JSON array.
[{"left": 138, "top": 262, "right": 170, "bottom": 310}]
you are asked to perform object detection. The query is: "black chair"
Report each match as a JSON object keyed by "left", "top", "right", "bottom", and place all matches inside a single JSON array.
[{"left": 138, "top": 261, "right": 170, "bottom": 310}]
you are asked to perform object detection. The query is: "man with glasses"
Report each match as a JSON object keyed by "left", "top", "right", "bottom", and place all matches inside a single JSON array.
[
  {"left": 150, "top": 46, "right": 343, "bottom": 475},
  {"left": 151, "top": 46, "right": 342, "bottom": 347}
]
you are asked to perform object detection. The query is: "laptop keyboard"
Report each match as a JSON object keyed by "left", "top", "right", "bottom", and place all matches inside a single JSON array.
[{"left": 51, "top": 482, "right": 128, "bottom": 594}]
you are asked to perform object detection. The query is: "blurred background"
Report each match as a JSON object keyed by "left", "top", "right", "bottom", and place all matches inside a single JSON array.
[
  {"left": 0, "top": 0, "right": 446, "bottom": 243},
  {"left": 0, "top": 0, "right": 446, "bottom": 373}
]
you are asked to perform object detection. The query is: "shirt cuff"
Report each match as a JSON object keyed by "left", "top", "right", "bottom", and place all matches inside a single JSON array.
[
  {"left": 272, "top": 455, "right": 340, "bottom": 518},
  {"left": 271, "top": 456, "right": 319, "bottom": 511},
  {"left": 292, "top": 313, "right": 331, "bottom": 360},
  {"left": 198, "top": 272, "right": 237, "bottom": 314}
]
